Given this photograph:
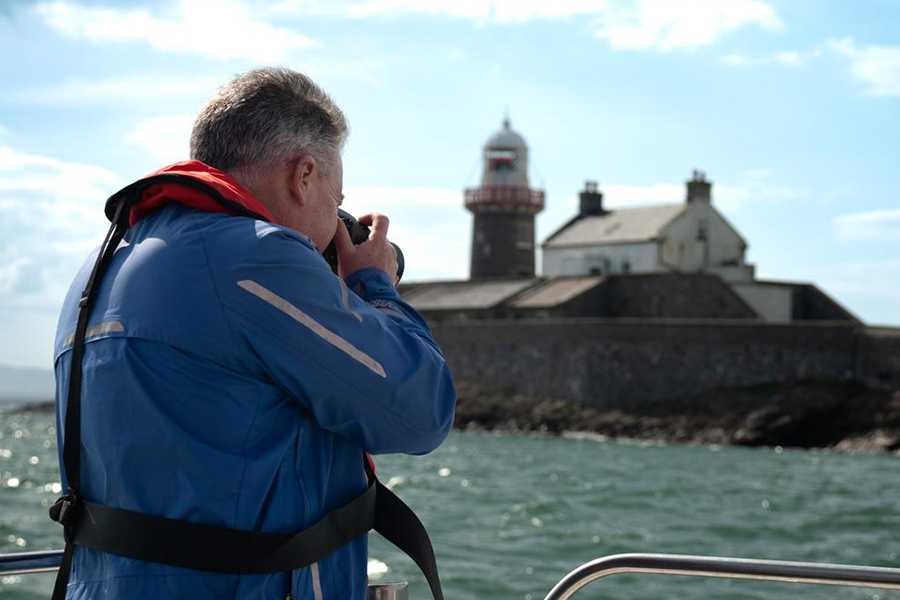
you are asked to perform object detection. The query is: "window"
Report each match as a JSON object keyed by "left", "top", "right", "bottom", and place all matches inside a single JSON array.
[
  {"left": 487, "top": 149, "right": 517, "bottom": 172},
  {"left": 697, "top": 219, "right": 708, "bottom": 242}
]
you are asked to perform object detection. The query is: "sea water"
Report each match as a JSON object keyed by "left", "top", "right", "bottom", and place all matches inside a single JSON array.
[{"left": 1, "top": 409, "right": 898, "bottom": 599}]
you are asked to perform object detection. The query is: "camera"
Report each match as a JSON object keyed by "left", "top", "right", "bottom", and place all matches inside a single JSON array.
[{"left": 323, "top": 209, "right": 405, "bottom": 282}]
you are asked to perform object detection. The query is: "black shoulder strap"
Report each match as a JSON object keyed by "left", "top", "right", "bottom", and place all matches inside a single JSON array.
[
  {"left": 51, "top": 199, "right": 128, "bottom": 600},
  {"left": 50, "top": 184, "right": 444, "bottom": 600},
  {"left": 374, "top": 479, "right": 444, "bottom": 600}
]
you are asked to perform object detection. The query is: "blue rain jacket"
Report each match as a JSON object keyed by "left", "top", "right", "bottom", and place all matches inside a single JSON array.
[{"left": 53, "top": 162, "right": 456, "bottom": 599}]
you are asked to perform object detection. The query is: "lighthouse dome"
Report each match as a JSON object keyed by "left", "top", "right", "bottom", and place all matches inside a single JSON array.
[
  {"left": 481, "top": 118, "right": 530, "bottom": 187},
  {"left": 485, "top": 118, "right": 528, "bottom": 150}
]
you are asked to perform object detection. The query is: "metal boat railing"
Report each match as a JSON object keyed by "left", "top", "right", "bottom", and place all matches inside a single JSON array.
[
  {"left": 0, "top": 550, "right": 62, "bottom": 576},
  {"left": 0, "top": 550, "right": 409, "bottom": 599},
  {"left": 542, "top": 553, "right": 900, "bottom": 600},
  {"left": 4, "top": 549, "right": 900, "bottom": 599}
]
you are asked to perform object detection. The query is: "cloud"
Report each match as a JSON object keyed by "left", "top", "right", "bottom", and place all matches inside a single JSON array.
[
  {"left": 595, "top": 170, "right": 799, "bottom": 213},
  {"left": 388, "top": 222, "right": 469, "bottom": 281},
  {"left": 344, "top": 185, "right": 460, "bottom": 209},
  {"left": 6, "top": 75, "right": 224, "bottom": 105},
  {"left": 722, "top": 53, "right": 752, "bottom": 66},
  {"left": 0, "top": 145, "right": 119, "bottom": 314},
  {"left": 722, "top": 49, "right": 820, "bottom": 67},
  {"left": 340, "top": 185, "right": 469, "bottom": 280},
  {"left": 593, "top": 0, "right": 782, "bottom": 51},
  {"left": 601, "top": 182, "right": 755, "bottom": 211},
  {"left": 602, "top": 183, "right": 683, "bottom": 207},
  {"left": 0, "top": 146, "right": 119, "bottom": 209},
  {"left": 271, "top": 0, "right": 600, "bottom": 23},
  {"left": 273, "top": 0, "right": 781, "bottom": 51},
  {"left": 0, "top": 256, "right": 32, "bottom": 297},
  {"left": 6, "top": 56, "right": 388, "bottom": 107},
  {"left": 125, "top": 114, "right": 194, "bottom": 163},
  {"left": 774, "top": 51, "right": 806, "bottom": 66},
  {"left": 33, "top": 0, "right": 319, "bottom": 61},
  {"left": 833, "top": 208, "right": 900, "bottom": 242},
  {"left": 829, "top": 37, "right": 900, "bottom": 98}
]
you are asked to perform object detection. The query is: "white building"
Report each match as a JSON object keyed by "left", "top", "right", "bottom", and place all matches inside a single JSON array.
[{"left": 541, "top": 172, "right": 798, "bottom": 322}]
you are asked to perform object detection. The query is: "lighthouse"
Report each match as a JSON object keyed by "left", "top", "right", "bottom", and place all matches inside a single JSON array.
[{"left": 464, "top": 119, "right": 545, "bottom": 279}]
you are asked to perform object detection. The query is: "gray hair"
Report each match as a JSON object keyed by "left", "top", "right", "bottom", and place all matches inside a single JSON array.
[{"left": 190, "top": 67, "right": 348, "bottom": 174}]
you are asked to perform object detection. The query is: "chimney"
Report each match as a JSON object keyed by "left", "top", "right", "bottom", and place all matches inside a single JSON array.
[
  {"left": 579, "top": 180, "right": 605, "bottom": 216},
  {"left": 686, "top": 169, "right": 712, "bottom": 204}
]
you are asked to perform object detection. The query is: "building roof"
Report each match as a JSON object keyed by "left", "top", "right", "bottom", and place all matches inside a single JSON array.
[
  {"left": 508, "top": 276, "right": 604, "bottom": 308},
  {"left": 401, "top": 279, "right": 538, "bottom": 311},
  {"left": 543, "top": 203, "right": 685, "bottom": 248}
]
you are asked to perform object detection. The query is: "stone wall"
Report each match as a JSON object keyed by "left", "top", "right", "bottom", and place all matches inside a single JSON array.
[
  {"left": 597, "top": 274, "right": 756, "bottom": 319},
  {"left": 431, "top": 319, "right": 862, "bottom": 411},
  {"left": 792, "top": 284, "right": 860, "bottom": 321},
  {"left": 857, "top": 327, "right": 900, "bottom": 391}
]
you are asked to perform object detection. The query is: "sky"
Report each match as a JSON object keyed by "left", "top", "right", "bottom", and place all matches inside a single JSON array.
[{"left": 0, "top": 0, "right": 899, "bottom": 369}]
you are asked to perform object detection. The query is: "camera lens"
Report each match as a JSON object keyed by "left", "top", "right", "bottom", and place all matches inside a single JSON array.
[{"left": 323, "top": 210, "right": 404, "bottom": 282}]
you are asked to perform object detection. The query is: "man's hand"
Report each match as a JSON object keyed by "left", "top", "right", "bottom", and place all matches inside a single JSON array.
[{"left": 334, "top": 213, "right": 399, "bottom": 285}]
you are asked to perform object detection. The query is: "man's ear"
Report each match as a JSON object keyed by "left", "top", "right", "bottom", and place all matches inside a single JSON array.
[{"left": 288, "top": 156, "right": 317, "bottom": 206}]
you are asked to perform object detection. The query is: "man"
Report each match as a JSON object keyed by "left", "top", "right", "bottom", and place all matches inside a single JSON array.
[{"left": 52, "top": 67, "right": 457, "bottom": 599}]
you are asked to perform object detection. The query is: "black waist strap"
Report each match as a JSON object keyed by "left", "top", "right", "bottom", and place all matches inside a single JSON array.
[
  {"left": 53, "top": 478, "right": 376, "bottom": 574},
  {"left": 51, "top": 477, "right": 443, "bottom": 599}
]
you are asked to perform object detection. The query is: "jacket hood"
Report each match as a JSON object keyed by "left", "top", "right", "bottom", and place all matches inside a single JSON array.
[{"left": 105, "top": 160, "right": 274, "bottom": 226}]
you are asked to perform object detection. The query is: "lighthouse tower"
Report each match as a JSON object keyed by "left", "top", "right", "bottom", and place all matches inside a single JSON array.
[{"left": 465, "top": 119, "right": 545, "bottom": 279}]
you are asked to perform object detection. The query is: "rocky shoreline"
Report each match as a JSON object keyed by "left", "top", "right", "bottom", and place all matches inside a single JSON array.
[
  {"left": 12, "top": 381, "right": 900, "bottom": 454},
  {"left": 453, "top": 380, "right": 900, "bottom": 454}
]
